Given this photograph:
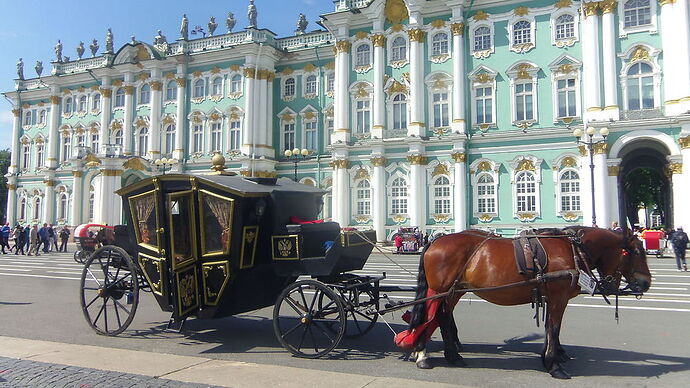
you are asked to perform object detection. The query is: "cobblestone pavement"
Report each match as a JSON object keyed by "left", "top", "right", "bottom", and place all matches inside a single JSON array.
[{"left": 0, "top": 357, "right": 223, "bottom": 388}]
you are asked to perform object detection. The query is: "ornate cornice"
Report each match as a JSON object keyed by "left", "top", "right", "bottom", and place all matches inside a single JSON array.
[
  {"left": 370, "top": 156, "right": 386, "bottom": 167},
  {"left": 451, "top": 152, "right": 466, "bottom": 163},
  {"left": 677, "top": 136, "right": 690, "bottom": 149},
  {"left": 450, "top": 23, "right": 465, "bottom": 36},
  {"left": 335, "top": 40, "right": 351, "bottom": 54},
  {"left": 371, "top": 34, "right": 386, "bottom": 47},
  {"left": 407, "top": 155, "right": 428, "bottom": 165},
  {"left": 408, "top": 29, "right": 426, "bottom": 43}
]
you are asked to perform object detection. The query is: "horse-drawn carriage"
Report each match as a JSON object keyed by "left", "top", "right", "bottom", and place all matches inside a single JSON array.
[{"left": 73, "top": 223, "right": 114, "bottom": 263}]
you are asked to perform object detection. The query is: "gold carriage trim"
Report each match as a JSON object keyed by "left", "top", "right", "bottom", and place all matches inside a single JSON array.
[
  {"left": 240, "top": 226, "right": 260, "bottom": 269},
  {"left": 175, "top": 265, "right": 199, "bottom": 318},
  {"left": 272, "top": 235, "right": 300, "bottom": 260},
  {"left": 201, "top": 260, "right": 231, "bottom": 306},
  {"left": 138, "top": 253, "right": 165, "bottom": 296},
  {"left": 340, "top": 230, "right": 370, "bottom": 247}
]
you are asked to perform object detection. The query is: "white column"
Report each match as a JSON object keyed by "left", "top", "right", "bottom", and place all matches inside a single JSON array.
[
  {"left": 452, "top": 151, "right": 467, "bottom": 232},
  {"left": 9, "top": 107, "right": 21, "bottom": 174},
  {"left": 372, "top": 34, "right": 386, "bottom": 139},
  {"left": 174, "top": 73, "right": 187, "bottom": 161},
  {"left": 593, "top": 144, "right": 609, "bottom": 228},
  {"left": 97, "top": 161, "right": 123, "bottom": 225},
  {"left": 676, "top": 137, "right": 690, "bottom": 227},
  {"left": 660, "top": 0, "right": 690, "bottom": 114},
  {"left": 149, "top": 78, "right": 162, "bottom": 159},
  {"left": 266, "top": 72, "right": 275, "bottom": 154},
  {"left": 332, "top": 40, "right": 351, "bottom": 144},
  {"left": 47, "top": 92, "right": 61, "bottom": 168},
  {"left": 408, "top": 156, "right": 426, "bottom": 228},
  {"left": 371, "top": 156, "right": 386, "bottom": 242},
  {"left": 606, "top": 158, "right": 622, "bottom": 227},
  {"left": 332, "top": 158, "right": 350, "bottom": 227},
  {"left": 6, "top": 176, "right": 17, "bottom": 225},
  {"left": 601, "top": 2, "right": 619, "bottom": 119},
  {"left": 123, "top": 75, "right": 135, "bottom": 156},
  {"left": 242, "top": 67, "right": 256, "bottom": 155},
  {"left": 43, "top": 174, "right": 56, "bottom": 224},
  {"left": 407, "top": 28, "right": 425, "bottom": 137},
  {"left": 581, "top": 3, "right": 602, "bottom": 119},
  {"left": 255, "top": 70, "right": 269, "bottom": 159},
  {"left": 70, "top": 169, "right": 83, "bottom": 226},
  {"left": 451, "top": 22, "right": 466, "bottom": 134},
  {"left": 99, "top": 78, "right": 112, "bottom": 153}
]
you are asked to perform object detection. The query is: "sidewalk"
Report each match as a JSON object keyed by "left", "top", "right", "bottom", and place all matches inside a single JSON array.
[{"left": 0, "top": 336, "right": 466, "bottom": 388}]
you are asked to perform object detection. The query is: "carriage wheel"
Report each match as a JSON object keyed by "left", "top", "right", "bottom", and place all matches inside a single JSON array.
[
  {"left": 339, "top": 286, "right": 378, "bottom": 339},
  {"left": 273, "top": 280, "right": 346, "bottom": 358},
  {"left": 74, "top": 250, "right": 86, "bottom": 264},
  {"left": 80, "top": 245, "right": 139, "bottom": 336}
]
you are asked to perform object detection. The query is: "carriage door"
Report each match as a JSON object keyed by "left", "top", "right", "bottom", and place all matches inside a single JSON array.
[{"left": 167, "top": 191, "right": 200, "bottom": 320}]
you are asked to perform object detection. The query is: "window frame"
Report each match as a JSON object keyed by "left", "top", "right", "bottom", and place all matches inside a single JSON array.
[
  {"left": 229, "top": 74, "right": 243, "bottom": 95},
  {"left": 557, "top": 169, "right": 581, "bottom": 215},
  {"left": 136, "top": 127, "right": 149, "bottom": 157},
  {"left": 470, "top": 159, "right": 500, "bottom": 219},
  {"left": 507, "top": 13, "right": 536, "bottom": 53},
  {"left": 353, "top": 42, "right": 372, "bottom": 70},
  {"left": 164, "top": 124, "right": 176, "bottom": 156},
  {"left": 282, "top": 77, "right": 296, "bottom": 101},
  {"left": 354, "top": 179, "right": 372, "bottom": 217},
  {"left": 91, "top": 92, "right": 101, "bottom": 112},
  {"left": 303, "top": 74, "right": 318, "bottom": 98},
  {"left": 430, "top": 32, "right": 450, "bottom": 58},
  {"left": 389, "top": 93, "right": 408, "bottom": 131},
  {"left": 619, "top": 0, "right": 657, "bottom": 36},
  {"left": 551, "top": 9, "right": 579, "bottom": 47},
  {"left": 114, "top": 87, "right": 125, "bottom": 108},
  {"left": 470, "top": 23, "right": 494, "bottom": 58},
  {"left": 431, "top": 175, "right": 452, "bottom": 216},
  {"left": 507, "top": 63, "right": 539, "bottom": 125},
  {"left": 211, "top": 76, "right": 224, "bottom": 97},
  {"left": 388, "top": 175, "right": 409, "bottom": 217},
  {"left": 193, "top": 79, "right": 206, "bottom": 99},
  {"left": 388, "top": 34, "right": 409, "bottom": 67},
  {"left": 468, "top": 67, "right": 498, "bottom": 128},
  {"left": 165, "top": 80, "right": 177, "bottom": 101}
]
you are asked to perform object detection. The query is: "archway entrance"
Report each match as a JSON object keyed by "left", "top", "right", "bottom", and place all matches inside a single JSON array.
[{"left": 617, "top": 140, "right": 672, "bottom": 229}]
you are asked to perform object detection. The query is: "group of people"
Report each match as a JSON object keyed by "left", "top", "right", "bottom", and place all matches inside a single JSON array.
[
  {"left": 0, "top": 223, "right": 71, "bottom": 256},
  {"left": 622, "top": 223, "right": 689, "bottom": 272}
]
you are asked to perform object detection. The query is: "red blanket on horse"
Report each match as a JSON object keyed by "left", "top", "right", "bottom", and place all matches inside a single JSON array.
[{"left": 394, "top": 288, "right": 441, "bottom": 350}]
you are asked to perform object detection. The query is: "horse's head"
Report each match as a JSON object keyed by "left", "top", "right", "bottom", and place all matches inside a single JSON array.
[{"left": 619, "top": 234, "right": 651, "bottom": 294}]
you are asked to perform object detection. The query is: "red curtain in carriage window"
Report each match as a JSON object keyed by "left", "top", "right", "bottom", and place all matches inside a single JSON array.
[
  {"left": 205, "top": 195, "right": 232, "bottom": 252},
  {"left": 133, "top": 194, "right": 156, "bottom": 245}
]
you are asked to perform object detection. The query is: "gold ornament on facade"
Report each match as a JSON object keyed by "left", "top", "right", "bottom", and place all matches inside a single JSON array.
[
  {"left": 474, "top": 73, "right": 492, "bottom": 84},
  {"left": 77, "top": 86, "right": 85, "bottom": 93},
  {"left": 430, "top": 19, "right": 446, "bottom": 29},
  {"left": 243, "top": 68, "right": 256, "bottom": 78},
  {"left": 517, "top": 212, "right": 537, "bottom": 221},
  {"left": 162, "top": 116, "right": 175, "bottom": 125},
  {"left": 324, "top": 61, "right": 335, "bottom": 70},
  {"left": 407, "top": 29, "right": 426, "bottom": 43},
  {"left": 354, "top": 168, "right": 370, "bottom": 180},
  {"left": 516, "top": 64, "right": 533, "bottom": 80},
  {"left": 473, "top": 10, "right": 489, "bottom": 20},
  {"left": 630, "top": 46, "right": 650, "bottom": 62},
  {"left": 11, "top": 108, "right": 20, "bottom": 117},
  {"left": 370, "top": 156, "right": 386, "bottom": 167},
  {"left": 356, "top": 84, "right": 370, "bottom": 98},
  {"left": 303, "top": 63, "right": 316, "bottom": 73},
  {"left": 111, "top": 121, "right": 123, "bottom": 130},
  {"left": 281, "top": 113, "right": 294, "bottom": 122},
  {"left": 254, "top": 170, "right": 277, "bottom": 178},
  {"left": 450, "top": 23, "right": 465, "bottom": 36},
  {"left": 49, "top": 95, "right": 60, "bottom": 104},
  {"left": 192, "top": 71, "right": 203, "bottom": 78},
  {"left": 392, "top": 215, "right": 407, "bottom": 224},
  {"left": 355, "top": 31, "right": 368, "bottom": 40},
  {"left": 582, "top": 2, "right": 599, "bottom": 17},
  {"left": 267, "top": 72, "right": 276, "bottom": 82},
  {"left": 659, "top": 0, "right": 677, "bottom": 5},
  {"left": 210, "top": 67, "right": 221, "bottom": 74},
  {"left": 150, "top": 81, "right": 162, "bottom": 91},
  {"left": 84, "top": 153, "right": 101, "bottom": 168},
  {"left": 112, "top": 79, "right": 123, "bottom": 87},
  {"left": 331, "top": 159, "right": 349, "bottom": 169},
  {"left": 138, "top": 73, "right": 150, "bottom": 81},
  {"left": 608, "top": 165, "right": 620, "bottom": 176},
  {"left": 516, "top": 159, "right": 536, "bottom": 171},
  {"left": 281, "top": 67, "right": 294, "bottom": 76},
  {"left": 678, "top": 136, "right": 690, "bottom": 149},
  {"left": 514, "top": 6, "right": 529, "bottom": 16},
  {"left": 555, "top": 0, "right": 572, "bottom": 8},
  {"left": 669, "top": 162, "right": 683, "bottom": 174},
  {"left": 478, "top": 214, "right": 493, "bottom": 222},
  {"left": 371, "top": 35, "right": 386, "bottom": 47},
  {"left": 135, "top": 117, "right": 148, "bottom": 128},
  {"left": 561, "top": 156, "right": 577, "bottom": 168},
  {"left": 593, "top": 142, "right": 608, "bottom": 155},
  {"left": 557, "top": 64, "right": 574, "bottom": 74},
  {"left": 407, "top": 155, "right": 428, "bottom": 165},
  {"left": 432, "top": 214, "right": 451, "bottom": 223},
  {"left": 303, "top": 111, "right": 316, "bottom": 120},
  {"left": 354, "top": 215, "right": 371, "bottom": 224},
  {"left": 256, "top": 69, "right": 269, "bottom": 80},
  {"left": 230, "top": 64, "right": 241, "bottom": 72},
  {"left": 99, "top": 88, "right": 112, "bottom": 98},
  {"left": 7, "top": 184, "right": 16, "bottom": 190},
  {"left": 37, "top": 101, "right": 45, "bottom": 107},
  {"left": 62, "top": 89, "right": 72, "bottom": 95},
  {"left": 165, "top": 72, "right": 175, "bottom": 79},
  {"left": 562, "top": 212, "right": 579, "bottom": 221},
  {"left": 335, "top": 40, "right": 351, "bottom": 53},
  {"left": 477, "top": 161, "right": 493, "bottom": 172},
  {"left": 122, "top": 157, "right": 146, "bottom": 171},
  {"left": 432, "top": 163, "right": 450, "bottom": 177},
  {"left": 72, "top": 170, "right": 83, "bottom": 177},
  {"left": 451, "top": 152, "right": 467, "bottom": 163},
  {"left": 176, "top": 78, "right": 186, "bottom": 87},
  {"left": 391, "top": 23, "right": 404, "bottom": 32},
  {"left": 600, "top": 0, "right": 617, "bottom": 13},
  {"left": 124, "top": 86, "right": 135, "bottom": 95},
  {"left": 578, "top": 145, "right": 587, "bottom": 156},
  {"left": 135, "top": 45, "right": 151, "bottom": 61},
  {"left": 384, "top": 0, "right": 409, "bottom": 24},
  {"left": 386, "top": 80, "right": 407, "bottom": 95}
]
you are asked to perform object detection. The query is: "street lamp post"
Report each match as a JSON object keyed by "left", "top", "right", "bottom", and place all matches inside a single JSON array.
[
  {"left": 573, "top": 126, "right": 609, "bottom": 227},
  {"left": 154, "top": 157, "right": 178, "bottom": 175},
  {"left": 284, "top": 148, "right": 311, "bottom": 181}
]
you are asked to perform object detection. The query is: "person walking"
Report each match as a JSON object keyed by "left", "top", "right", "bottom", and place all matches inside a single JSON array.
[
  {"left": 48, "top": 224, "right": 58, "bottom": 252},
  {"left": 23, "top": 224, "right": 31, "bottom": 253},
  {"left": 394, "top": 234, "right": 403, "bottom": 254},
  {"left": 0, "top": 222, "right": 10, "bottom": 254},
  {"left": 671, "top": 226, "right": 689, "bottom": 272},
  {"left": 14, "top": 225, "right": 25, "bottom": 255},
  {"left": 59, "top": 226, "right": 70, "bottom": 252},
  {"left": 28, "top": 225, "right": 40, "bottom": 256},
  {"left": 38, "top": 223, "right": 49, "bottom": 253}
]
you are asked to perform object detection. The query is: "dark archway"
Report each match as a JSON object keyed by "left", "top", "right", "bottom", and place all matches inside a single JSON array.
[{"left": 618, "top": 140, "right": 672, "bottom": 229}]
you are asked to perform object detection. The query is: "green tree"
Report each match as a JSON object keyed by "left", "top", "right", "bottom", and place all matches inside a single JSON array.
[
  {"left": 0, "top": 148, "right": 10, "bottom": 223},
  {"left": 624, "top": 167, "right": 664, "bottom": 226}
]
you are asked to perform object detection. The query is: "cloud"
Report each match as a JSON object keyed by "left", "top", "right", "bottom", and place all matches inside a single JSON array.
[
  {"left": 303, "top": 0, "right": 316, "bottom": 5},
  {"left": 0, "top": 111, "right": 14, "bottom": 150},
  {"left": 0, "top": 110, "right": 13, "bottom": 124}
]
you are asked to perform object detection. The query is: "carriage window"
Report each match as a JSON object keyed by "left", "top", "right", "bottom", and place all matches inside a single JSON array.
[
  {"left": 199, "top": 190, "right": 234, "bottom": 257},
  {"left": 168, "top": 192, "right": 195, "bottom": 269},
  {"left": 130, "top": 191, "right": 159, "bottom": 249}
]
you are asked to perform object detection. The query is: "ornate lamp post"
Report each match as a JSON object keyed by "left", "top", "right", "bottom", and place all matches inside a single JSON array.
[
  {"left": 284, "top": 148, "right": 311, "bottom": 181},
  {"left": 154, "top": 157, "right": 177, "bottom": 175},
  {"left": 573, "top": 126, "right": 609, "bottom": 227}
]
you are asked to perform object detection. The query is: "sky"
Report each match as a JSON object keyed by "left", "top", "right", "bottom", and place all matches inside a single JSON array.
[{"left": 0, "top": 0, "right": 334, "bottom": 150}]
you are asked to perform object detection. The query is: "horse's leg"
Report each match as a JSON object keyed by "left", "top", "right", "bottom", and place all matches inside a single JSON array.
[
  {"left": 542, "top": 294, "right": 570, "bottom": 379},
  {"left": 414, "top": 336, "right": 431, "bottom": 369},
  {"left": 438, "top": 305, "right": 465, "bottom": 365},
  {"left": 447, "top": 311, "right": 463, "bottom": 352}
]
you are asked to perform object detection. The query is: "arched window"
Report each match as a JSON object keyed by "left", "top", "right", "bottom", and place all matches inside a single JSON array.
[
  {"left": 61, "top": 134, "right": 71, "bottom": 162},
  {"left": 192, "top": 124, "right": 204, "bottom": 153},
  {"left": 92, "top": 93, "right": 101, "bottom": 111},
  {"left": 193, "top": 79, "right": 205, "bottom": 98},
  {"left": 212, "top": 77, "right": 223, "bottom": 96},
  {"left": 392, "top": 94, "right": 407, "bottom": 130},
  {"left": 391, "top": 37, "right": 407, "bottom": 61},
  {"left": 164, "top": 124, "right": 176, "bottom": 155},
  {"left": 78, "top": 95, "right": 87, "bottom": 112},
  {"left": 433, "top": 176, "right": 451, "bottom": 215},
  {"left": 19, "top": 197, "right": 26, "bottom": 220},
  {"left": 555, "top": 14, "right": 575, "bottom": 40},
  {"left": 114, "top": 88, "right": 125, "bottom": 107},
  {"left": 64, "top": 97, "right": 73, "bottom": 114},
  {"left": 355, "top": 180, "right": 371, "bottom": 216},
  {"left": 474, "top": 26, "right": 491, "bottom": 51},
  {"left": 33, "top": 197, "right": 41, "bottom": 221},
  {"left": 36, "top": 143, "right": 44, "bottom": 168},
  {"left": 513, "top": 20, "right": 532, "bottom": 45},
  {"left": 559, "top": 170, "right": 580, "bottom": 212},
  {"left": 432, "top": 32, "right": 449, "bottom": 56},
  {"left": 91, "top": 133, "right": 99, "bottom": 154},
  {"left": 624, "top": 0, "right": 651, "bottom": 28},
  {"left": 305, "top": 75, "right": 317, "bottom": 95},
  {"left": 137, "top": 127, "right": 149, "bottom": 156},
  {"left": 355, "top": 44, "right": 371, "bottom": 67},
  {"left": 38, "top": 110, "right": 46, "bottom": 125},
  {"left": 229, "top": 117, "right": 241, "bottom": 151},
  {"left": 112, "top": 129, "right": 123, "bottom": 146},
  {"left": 390, "top": 177, "right": 408, "bottom": 215},
  {"left": 210, "top": 122, "right": 222, "bottom": 152},
  {"left": 515, "top": 171, "right": 537, "bottom": 213},
  {"left": 165, "top": 80, "right": 177, "bottom": 101},
  {"left": 627, "top": 62, "right": 654, "bottom": 110},
  {"left": 230, "top": 74, "right": 242, "bottom": 93},
  {"left": 58, "top": 193, "right": 68, "bottom": 221},
  {"left": 284, "top": 77, "right": 296, "bottom": 97},
  {"left": 21, "top": 144, "right": 30, "bottom": 169},
  {"left": 88, "top": 192, "right": 95, "bottom": 221},
  {"left": 139, "top": 84, "right": 151, "bottom": 104},
  {"left": 432, "top": 92, "right": 449, "bottom": 128},
  {"left": 477, "top": 173, "right": 496, "bottom": 214},
  {"left": 23, "top": 111, "right": 32, "bottom": 126}
]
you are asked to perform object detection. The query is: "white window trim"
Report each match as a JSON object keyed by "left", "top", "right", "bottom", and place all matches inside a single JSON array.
[
  {"left": 386, "top": 171, "right": 410, "bottom": 219},
  {"left": 469, "top": 22, "right": 494, "bottom": 59},
  {"left": 113, "top": 87, "right": 126, "bottom": 110},
  {"left": 136, "top": 83, "right": 151, "bottom": 107},
  {"left": 76, "top": 94, "right": 88, "bottom": 115},
  {"left": 352, "top": 40, "right": 373, "bottom": 73},
  {"left": 300, "top": 106, "right": 319, "bottom": 152},
  {"left": 36, "top": 109, "right": 47, "bottom": 128},
  {"left": 386, "top": 92, "right": 409, "bottom": 132},
  {"left": 548, "top": 55, "right": 582, "bottom": 122},
  {"left": 210, "top": 76, "right": 225, "bottom": 102},
  {"left": 349, "top": 82, "right": 374, "bottom": 137},
  {"left": 507, "top": 13, "right": 536, "bottom": 54},
  {"left": 192, "top": 78, "right": 207, "bottom": 102},
  {"left": 164, "top": 80, "right": 178, "bottom": 102},
  {"left": 281, "top": 75, "right": 297, "bottom": 102},
  {"left": 91, "top": 92, "right": 102, "bottom": 114},
  {"left": 207, "top": 109, "right": 225, "bottom": 153},
  {"left": 550, "top": 7, "right": 579, "bottom": 48},
  {"left": 619, "top": 0, "right": 658, "bottom": 37},
  {"left": 507, "top": 62, "right": 540, "bottom": 126},
  {"left": 187, "top": 111, "right": 206, "bottom": 156},
  {"left": 468, "top": 66, "right": 498, "bottom": 129},
  {"left": 227, "top": 107, "right": 244, "bottom": 152},
  {"left": 425, "top": 72, "right": 453, "bottom": 133},
  {"left": 618, "top": 44, "right": 662, "bottom": 111},
  {"left": 387, "top": 32, "right": 409, "bottom": 68},
  {"left": 508, "top": 155, "right": 543, "bottom": 220},
  {"left": 470, "top": 159, "right": 500, "bottom": 220},
  {"left": 229, "top": 72, "right": 244, "bottom": 99},
  {"left": 277, "top": 108, "right": 297, "bottom": 152},
  {"left": 426, "top": 161, "right": 454, "bottom": 219},
  {"left": 325, "top": 71, "right": 335, "bottom": 98},
  {"left": 350, "top": 166, "right": 372, "bottom": 219},
  {"left": 551, "top": 154, "right": 583, "bottom": 220},
  {"left": 427, "top": 28, "right": 452, "bottom": 64},
  {"left": 322, "top": 104, "right": 334, "bottom": 148},
  {"left": 302, "top": 72, "right": 319, "bottom": 100}
]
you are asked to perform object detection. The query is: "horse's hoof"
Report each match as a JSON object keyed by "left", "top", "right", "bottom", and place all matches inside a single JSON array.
[
  {"left": 455, "top": 341, "right": 464, "bottom": 352},
  {"left": 444, "top": 350, "right": 465, "bottom": 366},
  {"left": 549, "top": 367, "right": 571, "bottom": 380},
  {"left": 416, "top": 359, "right": 433, "bottom": 369}
]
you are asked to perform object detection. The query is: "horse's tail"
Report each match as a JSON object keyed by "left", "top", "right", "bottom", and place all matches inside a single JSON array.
[{"left": 409, "top": 243, "right": 430, "bottom": 329}]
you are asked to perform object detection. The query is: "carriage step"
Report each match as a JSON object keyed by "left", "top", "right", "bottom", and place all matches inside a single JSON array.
[{"left": 165, "top": 316, "right": 187, "bottom": 333}]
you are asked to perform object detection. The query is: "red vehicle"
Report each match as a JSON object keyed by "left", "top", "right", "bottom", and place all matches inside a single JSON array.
[
  {"left": 641, "top": 229, "right": 665, "bottom": 258},
  {"left": 73, "top": 224, "right": 114, "bottom": 263}
]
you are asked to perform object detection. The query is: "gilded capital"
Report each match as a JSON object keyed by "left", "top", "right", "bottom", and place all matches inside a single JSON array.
[
  {"left": 582, "top": 2, "right": 599, "bottom": 17},
  {"left": 451, "top": 152, "right": 466, "bottom": 163},
  {"left": 678, "top": 136, "right": 690, "bottom": 149},
  {"left": 257, "top": 69, "right": 269, "bottom": 80},
  {"left": 335, "top": 40, "right": 351, "bottom": 54},
  {"left": 72, "top": 170, "right": 83, "bottom": 178},
  {"left": 371, "top": 34, "right": 386, "bottom": 47},
  {"left": 12, "top": 108, "right": 20, "bottom": 117},
  {"left": 593, "top": 143, "right": 608, "bottom": 155},
  {"left": 608, "top": 166, "right": 620, "bottom": 176},
  {"left": 44, "top": 179, "right": 56, "bottom": 187},
  {"left": 101, "top": 169, "right": 123, "bottom": 177},
  {"left": 370, "top": 156, "right": 387, "bottom": 167},
  {"left": 244, "top": 68, "right": 256, "bottom": 78},
  {"left": 7, "top": 184, "right": 16, "bottom": 190},
  {"left": 601, "top": 0, "right": 617, "bottom": 13},
  {"left": 150, "top": 81, "right": 163, "bottom": 91},
  {"left": 578, "top": 145, "right": 587, "bottom": 156},
  {"left": 669, "top": 162, "right": 682, "bottom": 174},
  {"left": 176, "top": 77, "right": 186, "bottom": 87},
  {"left": 450, "top": 23, "right": 465, "bottom": 36},
  {"left": 659, "top": 0, "right": 677, "bottom": 6},
  {"left": 408, "top": 29, "right": 426, "bottom": 43},
  {"left": 407, "top": 155, "right": 428, "bottom": 165},
  {"left": 99, "top": 88, "right": 112, "bottom": 98},
  {"left": 331, "top": 159, "right": 349, "bottom": 169},
  {"left": 49, "top": 95, "right": 60, "bottom": 105},
  {"left": 124, "top": 86, "right": 135, "bottom": 95}
]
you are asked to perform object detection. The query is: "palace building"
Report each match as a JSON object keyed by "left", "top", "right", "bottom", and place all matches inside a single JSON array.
[{"left": 5, "top": 0, "right": 690, "bottom": 240}]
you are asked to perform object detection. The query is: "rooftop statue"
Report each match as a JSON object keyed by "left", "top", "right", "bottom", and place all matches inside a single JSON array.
[
  {"left": 208, "top": 16, "right": 218, "bottom": 36},
  {"left": 76, "top": 41, "right": 85, "bottom": 60},
  {"left": 248, "top": 0, "right": 258, "bottom": 29},
  {"left": 180, "top": 14, "right": 189, "bottom": 40},
  {"left": 35, "top": 61, "right": 43, "bottom": 78},
  {"left": 296, "top": 13, "right": 308, "bottom": 35},
  {"left": 90, "top": 39, "right": 99, "bottom": 57},
  {"left": 154, "top": 30, "right": 168, "bottom": 45},
  {"left": 105, "top": 28, "right": 114, "bottom": 53},
  {"left": 55, "top": 40, "right": 63, "bottom": 62},
  {"left": 16, "top": 58, "right": 24, "bottom": 80},
  {"left": 226, "top": 12, "right": 236, "bottom": 33}
]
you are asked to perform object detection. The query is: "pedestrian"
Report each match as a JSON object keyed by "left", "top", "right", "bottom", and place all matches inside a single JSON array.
[
  {"left": 423, "top": 233, "right": 429, "bottom": 246},
  {"left": 39, "top": 223, "right": 49, "bottom": 253},
  {"left": 671, "top": 226, "right": 689, "bottom": 272},
  {"left": 48, "top": 224, "right": 58, "bottom": 252},
  {"left": 28, "top": 224, "right": 40, "bottom": 256},
  {"left": 394, "top": 234, "right": 403, "bottom": 254},
  {"left": 610, "top": 221, "right": 622, "bottom": 232},
  {"left": 0, "top": 222, "right": 10, "bottom": 254},
  {"left": 14, "top": 225, "right": 25, "bottom": 255},
  {"left": 23, "top": 224, "right": 31, "bottom": 253},
  {"left": 59, "top": 226, "right": 70, "bottom": 252}
]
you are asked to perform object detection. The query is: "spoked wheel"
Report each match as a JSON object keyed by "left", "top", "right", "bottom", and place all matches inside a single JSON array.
[
  {"left": 338, "top": 286, "right": 379, "bottom": 339},
  {"left": 273, "top": 280, "right": 346, "bottom": 358},
  {"left": 74, "top": 250, "right": 86, "bottom": 264},
  {"left": 80, "top": 245, "right": 139, "bottom": 336}
]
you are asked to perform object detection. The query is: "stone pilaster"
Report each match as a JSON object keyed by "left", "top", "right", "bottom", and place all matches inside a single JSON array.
[
  {"left": 601, "top": 1, "right": 619, "bottom": 120},
  {"left": 372, "top": 34, "right": 386, "bottom": 139},
  {"left": 451, "top": 22, "right": 466, "bottom": 134},
  {"left": 370, "top": 155, "right": 386, "bottom": 242},
  {"left": 451, "top": 151, "right": 467, "bottom": 232},
  {"left": 332, "top": 40, "right": 351, "bottom": 144},
  {"left": 407, "top": 28, "right": 426, "bottom": 137},
  {"left": 47, "top": 92, "right": 61, "bottom": 167}
]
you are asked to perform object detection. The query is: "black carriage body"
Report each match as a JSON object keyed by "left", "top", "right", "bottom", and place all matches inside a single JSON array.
[{"left": 116, "top": 174, "right": 375, "bottom": 322}]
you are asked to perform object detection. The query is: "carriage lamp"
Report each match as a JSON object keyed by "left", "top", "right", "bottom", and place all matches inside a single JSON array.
[
  {"left": 573, "top": 126, "right": 609, "bottom": 227},
  {"left": 155, "top": 157, "right": 178, "bottom": 175},
  {"left": 284, "top": 148, "right": 312, "bottom": 181}
]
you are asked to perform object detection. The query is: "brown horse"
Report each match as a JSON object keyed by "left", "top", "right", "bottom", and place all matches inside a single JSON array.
[{"left": 402, "top": 227, "right": 650, "bottom": 379}]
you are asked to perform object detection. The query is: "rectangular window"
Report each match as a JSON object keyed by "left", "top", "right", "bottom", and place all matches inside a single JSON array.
[
  {"left": 433, "top": 92, "right": 450, "bottom": 128},
  {"left": 475, "top": 87, "right": 493, "bottom": 124},
  {"left": 356, "top": 100, "right": 371, "bottom": 133},
  {"left": 229, "top": 120, "right": 241, "bottom": 150},
  {"left": 283, "top": 123, "right": 295, "bottom": 151},
  {"left": 192, "top": 125, "right": 204, "bottom": 153},
  {"left": 515, "top": 82, "right": 534, "bottom": 121},
  {"left": 305, "top": 121, "right": 317, "bottom": 151},
  {"left": 557, "top": 78, "right": 577, "bottom": 118},
  {"left": 210, "top": 123, "right": 222, "bottom": 152}
]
